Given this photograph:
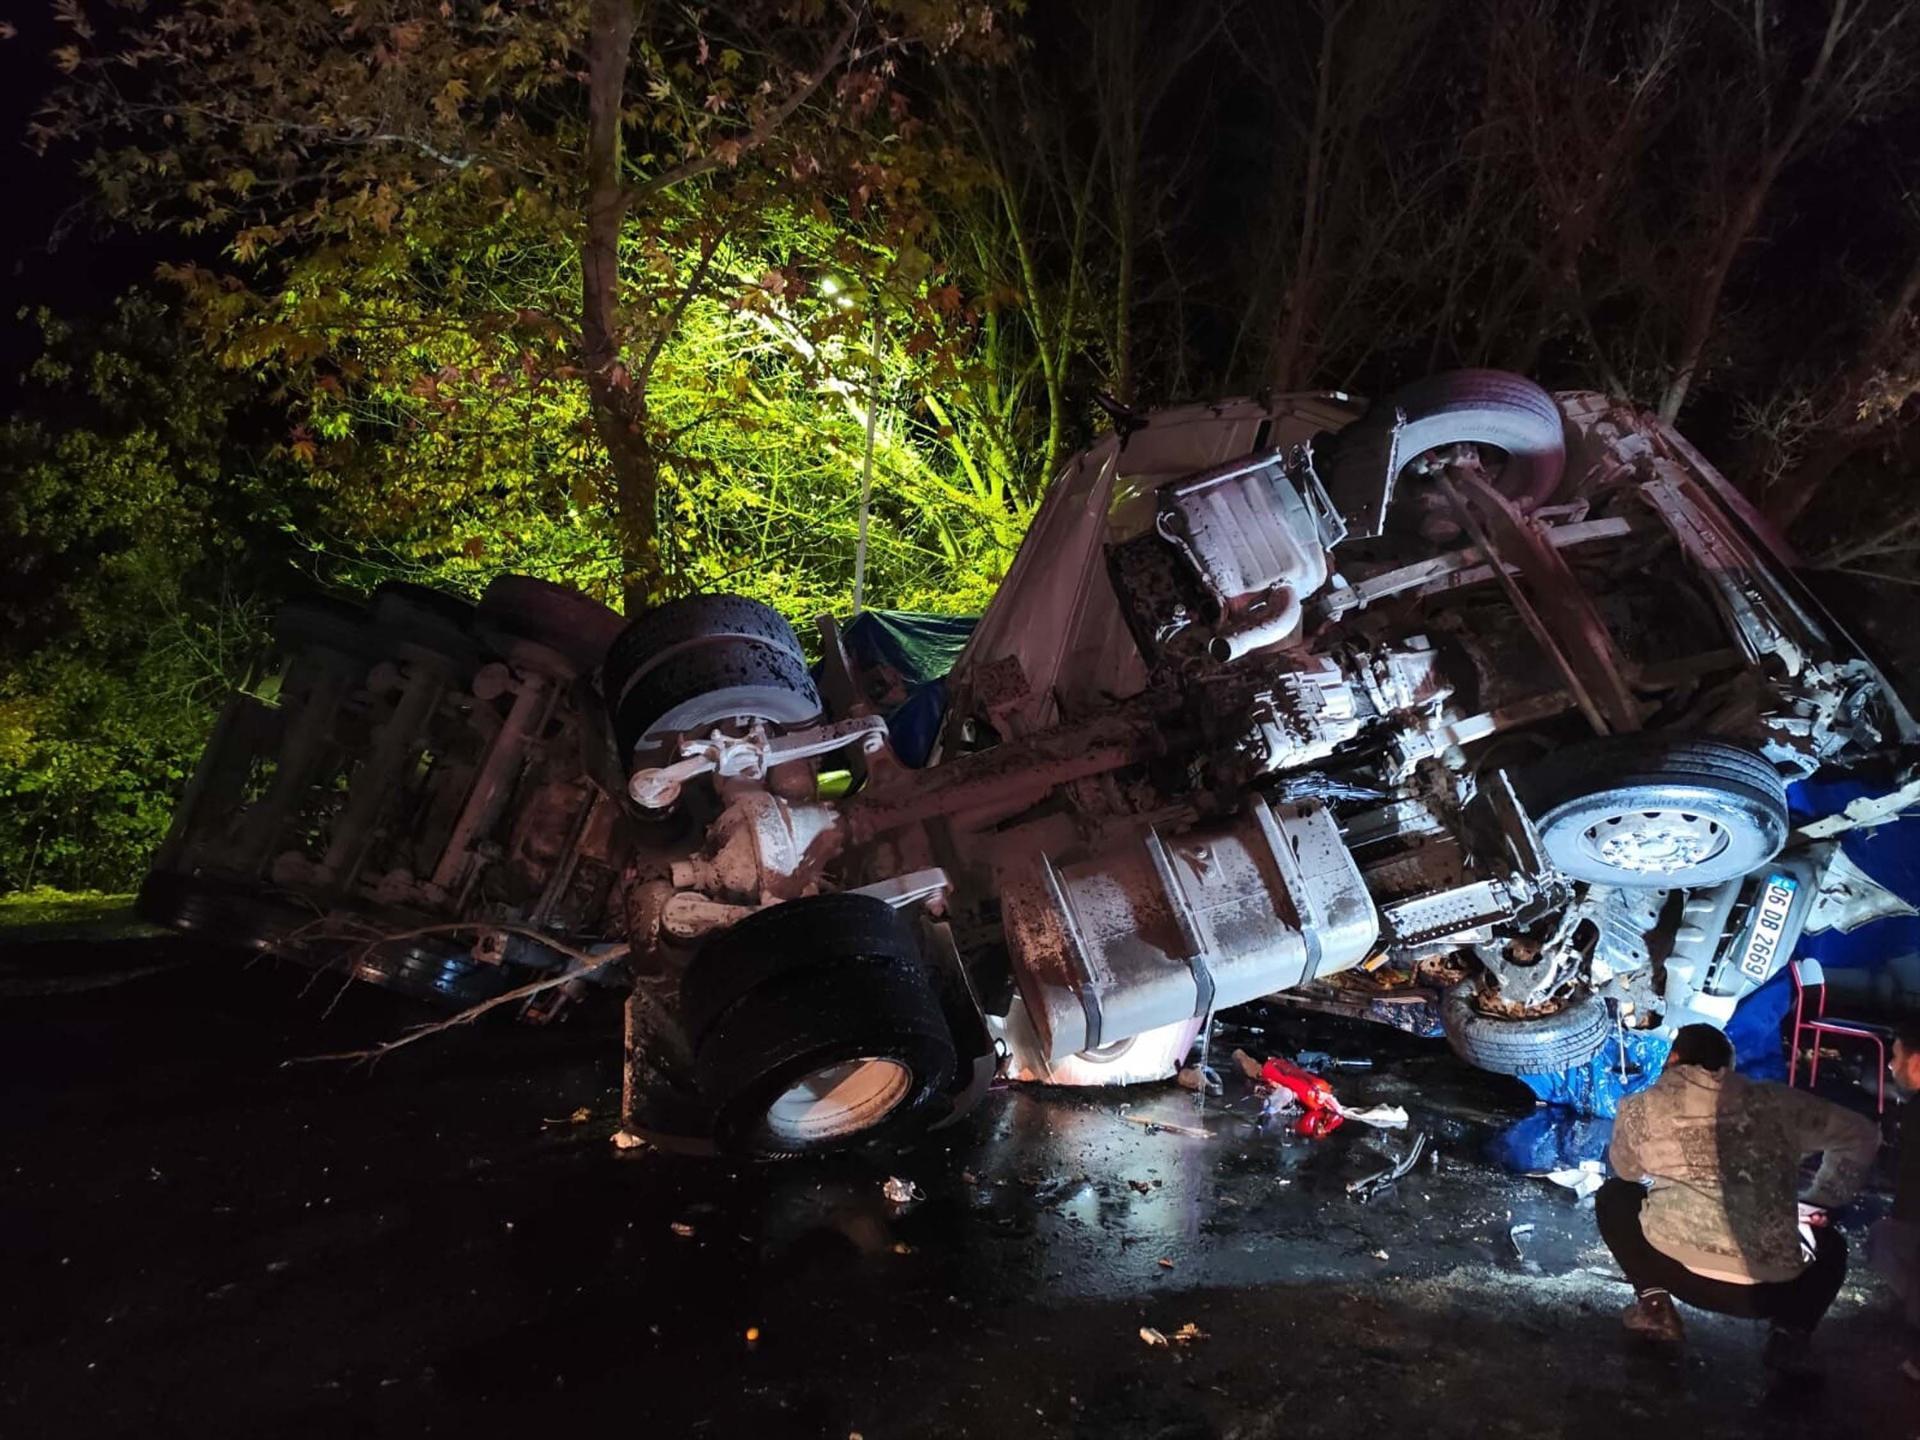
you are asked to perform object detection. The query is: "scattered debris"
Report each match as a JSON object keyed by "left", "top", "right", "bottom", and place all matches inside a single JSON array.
[
  {"left": 1157, "top": 1257, "right": 1175, "bottom": 1270},
  {"left": 1347, "top": 1131, "right": 1429, "bottom": 1201},
  {"left": 610, "top": 1130, "right": 646, "bottom": 1151},
  {"left": 1230, "top": 1048, "right": 1265, "bottom": 1079},
  {"left": 1176, "top": 1063, "right": 1223, "bottom": 1094},
  {"left": 1129, "top": 1179, "right": 1154, "bottom": 1194},
  {"left": 1508, "top": 1223, "right": 1536, "bottom": 1257},
  {"left": 1539, "top": 1160, "right": 1606, "bottom": 1199},
  {"left": 1258, "top": 1086, "right": 1301, "bottom": 1125},
  {"left": 1335, "top": 1102, "right": 1409, "bottom": 1129},
  {"left": 1120, "top": 1113, "right": 1211, "bottom": 1139},
  {"left": 1258, "top": 1056, "right": 1344, "bottom": 1137},
  {"left": 1371, "top": 1250, "right": 1390, "bottom": 1261},
  {"left": 1296, "top": 1050, "right": 1373, "bottom": 1071},
  {"left": 542, "top": 1106, "right": 593, "bottom": 1126},
  {"left": 1140, "top": 1322, "right": 1208, "bottom": 1348},
  {"left": 669, "top": 1222, "right": 695, "bottom": 1238},
  {"left": 882, "top": 1176, "right": 925, "bottom": 1205}
]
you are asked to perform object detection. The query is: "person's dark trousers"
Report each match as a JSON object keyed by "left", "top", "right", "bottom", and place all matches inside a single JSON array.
[{"left": 1595, "top": 1177, "right": 1847, "bottom": 1332}]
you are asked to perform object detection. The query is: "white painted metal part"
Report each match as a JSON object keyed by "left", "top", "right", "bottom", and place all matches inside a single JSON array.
[{"left": 997, "top": 798, "right": 1378, "bottom": 1062}]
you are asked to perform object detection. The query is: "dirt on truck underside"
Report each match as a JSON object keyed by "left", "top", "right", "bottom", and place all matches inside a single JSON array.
[{"left": 1, "top": 928, "right": 1912, "bottom": 1440}]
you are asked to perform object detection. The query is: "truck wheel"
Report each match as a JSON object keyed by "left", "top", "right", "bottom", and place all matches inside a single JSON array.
[
  {"left": 136, "top": 871, "right": 304, "bottom": 952},
  {"left": 475, "top": 575, "right": 625, "bottom": 673},
  {"left": 370, "top": 582, "right": 478, "bottom": 664},
  {"left": 274, "top": 596, "right": 375, "bottom": 658},
  {"left": 687, "top": 896, "right": 955, "bottom": 1157},
  {"left": 1519, "top": 736, "right": 1787, "bottom": 888},
  {"left": 1382, "top": 369, "right": 1567, "bottom": 511},
  {"left": 680, "top": 892, "right": 916, "bottom": 1047},
  {"left": 604, "top": 594, "right": 821, "bottom": 762},
  {"left": 1440, "top": 982, "right": 1611, "bottom": 1075}
]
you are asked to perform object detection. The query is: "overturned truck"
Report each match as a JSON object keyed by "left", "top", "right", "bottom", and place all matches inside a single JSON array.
[{"left": 142, "top": 371, "right": 1918, "bottom": 1156}]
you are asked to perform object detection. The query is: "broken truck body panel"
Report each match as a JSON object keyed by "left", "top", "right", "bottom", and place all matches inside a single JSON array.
[{"left": 140, "top": 372, "right": 1918, "bottom": 1156}]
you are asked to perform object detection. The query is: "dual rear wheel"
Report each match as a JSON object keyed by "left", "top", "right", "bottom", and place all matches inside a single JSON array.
[
  {"left": 1445, "top": 735, "right": 1790, "bottom": 1074},
  {"left": 680, "top": 893, "right": 957, "bottom": 1157}
]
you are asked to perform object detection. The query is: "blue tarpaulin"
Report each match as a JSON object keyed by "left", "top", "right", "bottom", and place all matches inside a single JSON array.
[
  {"left": 832, "top": 610, "right": 976, "bottom": 768},
  {"left": 1490, "top": 1106, "right": 1617, "bottom": 1172},
  {"left": 1518, "top": 1026, "right": 1674, "bottom": 1119},
  {"left": 839, "top": 611, "right": 976, "bottom": 692}
]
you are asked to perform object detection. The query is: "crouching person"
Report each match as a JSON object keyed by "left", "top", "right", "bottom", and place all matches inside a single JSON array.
[
  {"left": 1871, "top": 1018, "right": 1920, "bottom": 1384},
  {"left": 1597, "top": 1023, "right": 1879, "bottom": 1376}
]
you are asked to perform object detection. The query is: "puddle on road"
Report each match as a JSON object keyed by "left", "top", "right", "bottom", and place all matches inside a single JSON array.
[{"left": 743, "top": 1004, "right": 1625, "bottom": 1305}]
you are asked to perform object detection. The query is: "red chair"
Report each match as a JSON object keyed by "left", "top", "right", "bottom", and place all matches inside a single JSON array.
[{"left": 1787, "top": 956, "right": 1886, "bottom": 1113}]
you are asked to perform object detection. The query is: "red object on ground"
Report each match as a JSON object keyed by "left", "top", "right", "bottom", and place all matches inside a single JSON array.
[{"left": 1260, "top": 1056, "right": 1345, "bottom": 1138}]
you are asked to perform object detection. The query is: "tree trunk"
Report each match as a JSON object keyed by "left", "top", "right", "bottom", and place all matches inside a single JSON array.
[
  {"left": 1270, "top": 2, "right": 1339, "bottom": 391},
  {"left": 1657, "top": 0, "right": 1853, "bottom": 423},
  {"left": 580, "top": 0, "right": 663, "bottom": 598},
  {"left": 1656, "top": 171, "right": 1775, "bottom": 423},
  {"left": 1762, "top": 246, "right": 1920, "bottom": 534}
]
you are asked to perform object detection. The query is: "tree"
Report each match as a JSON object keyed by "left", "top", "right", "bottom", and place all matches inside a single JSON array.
[
  {"left": 1224, "top": 0, "right": 1456, "bottom": 392},
  {"left": 0, "top": 296, "right": 287, "bottom": 891},
  {"left": 41, "top": 0, "right": 1008, "bottom": 598}
]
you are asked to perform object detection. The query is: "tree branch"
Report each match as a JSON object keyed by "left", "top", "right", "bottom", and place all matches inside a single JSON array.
[
  {"left": 283, "top": 921, "right": 631, "bottom": 1067},
  {"left": 635, "top": 227, "right": 726, "bottom": 392},
  {"left": 627, "top": 4, "right": 862, "bottom": 202}
]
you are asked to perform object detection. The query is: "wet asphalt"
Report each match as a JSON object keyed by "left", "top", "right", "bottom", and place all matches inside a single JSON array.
[{"left": 2, "top": 924, "right": 1915, "bottom": 1440}]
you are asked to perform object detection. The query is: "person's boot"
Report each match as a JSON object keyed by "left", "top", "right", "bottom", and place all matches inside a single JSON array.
[
  {"left": 1621, "top": 1291, "right": 1685, "bottom": 1346},
  {"left": 1762, "top": 1325, "right": 1823, "bottom": 1390}
]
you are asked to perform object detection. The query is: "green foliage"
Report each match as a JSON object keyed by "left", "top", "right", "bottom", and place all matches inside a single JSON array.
[
  {"left": 10, "top": 6, "right": 1034, "bottom": 892},
  {"left": 0, "top": 297, "right": 283, "bottom": 892}
]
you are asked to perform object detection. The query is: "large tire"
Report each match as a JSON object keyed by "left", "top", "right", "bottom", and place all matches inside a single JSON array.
[
  {"left": 604, "top": 594, "right": 821, "bottom": 762},
  {"left": 274, "top": 596, "right": 376, "bottom": 658},
  {"left": 1518, "top": 735, "right": 1788, "bottom": 888},
  {"left": 476, "top": 575, "right": 625, "bottom": 673},
  {"left": 608, "top": 594, "right": 806, "bottom": 673},
  {"left": 680, "top": 892, "right": 918, "bottom": 1048},
  {"left": 136, "top": 870, "right": 305, "bottom": 952},
  {"left": 1441, "top": 982, "right": 1611, "bottom": 1076},
  {"left": 686, "top": 894, "right": 955, "bottom": 1157},
  {"left": 1381, "top": 369, "right": 1567, "bottom": 510},
  {"left": 370, "top": 582, "right": 478, "bottom": 665},
  {"left": 344, "top": 938, "right": 514, "bottom": 1006}
]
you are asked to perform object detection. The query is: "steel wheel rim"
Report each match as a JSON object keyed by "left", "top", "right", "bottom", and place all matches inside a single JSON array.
[
  {"left": 1576, "top": 807, "right": 1730, "bottom": 876},
  {"left": 764, "top": 1057, "right": 913, "bottom": 1143}
]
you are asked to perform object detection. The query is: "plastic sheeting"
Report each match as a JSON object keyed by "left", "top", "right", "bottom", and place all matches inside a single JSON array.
[
  {"left": 1517, "top": 1026, "right": 1673, "bottom": 1119},
  {"left": 838, "top": 610, "right": 976, "bottom": 695},
  {"left": 885, "top": 678, "right": 951, "bottom": 769},
  {"left": 831, "top": 610, "right": 976, "bottom": 769},
  {"left": 1735, "top": 775, "right": 1920, "bottom": 1080},
  {"left": 1490, "top": 1106, "right": 1616, "bottom": 1173}
]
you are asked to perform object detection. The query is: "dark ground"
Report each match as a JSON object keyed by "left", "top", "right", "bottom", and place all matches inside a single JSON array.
[{"left": 2, "top": 920, "right": 1915, "bottom": 1440}]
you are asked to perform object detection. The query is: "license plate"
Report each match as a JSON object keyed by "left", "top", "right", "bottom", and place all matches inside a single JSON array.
[{"left": 1737, "top": 874, "right": 1798, "bottom": 981}]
